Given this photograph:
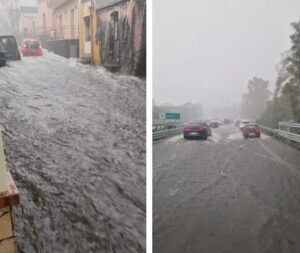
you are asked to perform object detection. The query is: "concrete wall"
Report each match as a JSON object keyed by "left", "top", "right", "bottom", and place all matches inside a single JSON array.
[
  {"left": 42, "top": 39, "right": 79, "bottom": 58},
  {"left": 96, "top": 0, "right": 146, "bottom": 77}
]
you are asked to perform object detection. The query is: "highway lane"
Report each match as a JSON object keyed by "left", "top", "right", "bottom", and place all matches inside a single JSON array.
[{"left": 153, "top": 124, "right": 300, "bottom": 253}]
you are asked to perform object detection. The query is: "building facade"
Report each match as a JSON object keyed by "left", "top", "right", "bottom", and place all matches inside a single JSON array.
[
  {"left": 95, "top": 0, "right": 146, "bottom": 76},
  {"left": 79, "top": 0, "right": 100, "bottom": 65},
  {"left": 47, "top": 0, "right": 79, "bottom": 40},
  {"left": 42, "top": 0, "right": 79, "bottom": 58}
]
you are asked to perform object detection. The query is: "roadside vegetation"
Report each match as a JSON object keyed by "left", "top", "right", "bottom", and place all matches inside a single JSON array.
[{"left": 242, "top": 21, "right": 300, "bottom": 127}]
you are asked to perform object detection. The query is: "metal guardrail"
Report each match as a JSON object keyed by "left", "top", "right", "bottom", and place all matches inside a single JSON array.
[
  {"left": 153, "top": 127, "right": 184, "bottom": 141},
  {"left": 260, "top": 123, "right": 300, "bottom": 143},
  {"left": 153, "top": 121, "right": 300, "bottom": 143},
  {"left": 279, "top": 122, "right": 300, "bottom": 129}
]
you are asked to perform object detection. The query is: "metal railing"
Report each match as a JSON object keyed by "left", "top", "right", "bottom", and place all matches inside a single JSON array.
[
  {"left": 153, "top": 127, "right": 184, "bottom": 141},
  {"left": 19, "top": 26, "right": 79, "bottom": 42},
  {"left": 260, "top": 122, "right": 300, "bottom": 143}
]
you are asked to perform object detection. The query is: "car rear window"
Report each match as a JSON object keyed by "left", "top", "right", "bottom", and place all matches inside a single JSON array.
[
  {"left": 0, "top": 36, "right": 18, "bottom": 53},
  {"left": 246, "top": 125, "right": 258, "bottom": 129},
  {"left": 26, "top": 41, "right": 40, "bottom": 49}
]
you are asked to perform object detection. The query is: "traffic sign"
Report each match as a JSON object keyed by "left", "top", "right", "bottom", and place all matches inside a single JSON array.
[
  {"left": 159, "top": 113, "right": 165, "bottom": 119},
  {"left": 165, "top": 113, "right": 180, "bottom": 120}
]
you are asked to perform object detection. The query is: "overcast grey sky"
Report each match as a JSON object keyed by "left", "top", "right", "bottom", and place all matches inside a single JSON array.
[{"left": 153, "top": 0, "right": 300, "bottom": 113}]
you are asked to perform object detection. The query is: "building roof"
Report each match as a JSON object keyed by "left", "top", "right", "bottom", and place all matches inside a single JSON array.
[{"left": 95, "top": 0, "right": 125, "bottom": 10}]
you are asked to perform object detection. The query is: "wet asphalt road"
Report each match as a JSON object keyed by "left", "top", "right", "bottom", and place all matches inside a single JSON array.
[
  {"left": 153, "top": 124, "right": 300, "bottom": 253},
  {"left": 0, "top": 53, "right": 145, "bottom": 253}
]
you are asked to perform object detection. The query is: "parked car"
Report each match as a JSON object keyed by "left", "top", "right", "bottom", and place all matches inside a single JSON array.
[
  {"left": 183, "top": 122, "right": 210, "bottom": 140},
  {"left": 21, "top": 39, "right": 43, "bottom": 56},
  {"left": 239, "top": 120, "right": 250, "bottom": 130},
  {"left": 243, "top": 124, "right": 261, "bottom": 138},
  {"left": 0, "top": 35, "right": 21, "bottom": 61},
  {"left": 209, "top": 121, "right": 219, "bottom": 128},
  {"left": 0, "top": 43, "right": 6, "bottom": 67}
]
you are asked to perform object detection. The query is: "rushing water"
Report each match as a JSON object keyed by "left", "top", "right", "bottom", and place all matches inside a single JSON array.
[{"left": 0, "top": 52, "right": 146, "bottom": 253}]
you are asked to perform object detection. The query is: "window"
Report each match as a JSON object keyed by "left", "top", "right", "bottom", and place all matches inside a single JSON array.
[
  {"left": 84, "top": 16, "right": 91, "bottom": 41},
  {"left": 43, "top": 13, "right": 46, "bottom": 32},
  {"left": 110, "top": 12, "right": 119, "bottom": 41}
]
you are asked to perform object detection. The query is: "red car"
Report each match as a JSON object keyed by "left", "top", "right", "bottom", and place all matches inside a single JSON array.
[
  {"left": 183, "top": 123, "right": 210, "bottom": 140},
  {"left": 21, "top": 39, "right": 43, "bottom": 56},
  {"left": 243, "top": 124, "right": 261, "bottom": 139}
]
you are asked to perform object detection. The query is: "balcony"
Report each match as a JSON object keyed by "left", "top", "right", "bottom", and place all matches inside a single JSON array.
[
  {"left": 47, "top": 0, "right": 72, "bottom": 9},
  {"left": 19, "top": 25, "right": 79, "bottom": 41}
]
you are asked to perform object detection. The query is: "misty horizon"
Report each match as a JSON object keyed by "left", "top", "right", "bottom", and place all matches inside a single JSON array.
[{"left": 154, "top": 0, "right": 300, "bottom": 115}]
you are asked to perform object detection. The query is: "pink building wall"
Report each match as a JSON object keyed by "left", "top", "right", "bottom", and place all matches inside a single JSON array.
[
  {"left": 35, "top": 0, "right": 54, "bottom": 30},
  {"left": 18, "top": 0, "right": 54, "bottom": 40}
]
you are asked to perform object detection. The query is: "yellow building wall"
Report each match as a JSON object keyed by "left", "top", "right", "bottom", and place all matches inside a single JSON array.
[
  {"left": 79, "top": 1, "right": 101, "bottom": 65},
  {"left": 92, "top": 9, "right": 100, "bottom": 65},
  {"left": 79, "top": 3, "right": 85, "bottom": 59}
]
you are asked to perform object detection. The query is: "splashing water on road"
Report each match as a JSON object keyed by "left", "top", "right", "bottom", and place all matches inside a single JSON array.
[{"left": 0, "top": 52, "right": 146, "bottom": 253}]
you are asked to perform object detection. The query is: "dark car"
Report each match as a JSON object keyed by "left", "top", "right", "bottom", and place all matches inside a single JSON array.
[
  {"left": 243, "top": 124, "right": 261, "bottom": 139},
  {"left": 21, "top": 39, "right": 43, "bottom": 56},
  {"left": 183, "top": 123, "right": 210, "bottom": 140},
  {"left": 0, "top": 35, "right": 21, "bottom": 61},
  {"left": 209, "top": 121, "right": 219, "bottom": 128},
  {"left": 0, "top": 43, "right": 6, "bottom": 67}
]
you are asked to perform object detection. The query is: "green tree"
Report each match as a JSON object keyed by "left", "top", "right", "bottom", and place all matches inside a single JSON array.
[
  {"left": 241, "top": 77, "right": 271, "bottom": 119},
  {"left": 281, "top": 21, "right": 300, "bottom": 122}
]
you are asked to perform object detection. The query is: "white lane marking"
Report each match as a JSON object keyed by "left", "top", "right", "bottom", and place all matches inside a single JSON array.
[
  {"left": 169, "top": 188, "right": 179, "bottom": 196},
  {"left": 209, "top": 132, "right": 222, "bottom": 143},
  {"left": 170, "top": 154, "right": 176, "bottom": 161},
  {"left": 227, "top": 132, "right": 243, "bottom": 141}
]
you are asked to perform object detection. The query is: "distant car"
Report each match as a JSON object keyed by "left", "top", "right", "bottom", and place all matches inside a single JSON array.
[
  {"left": 209, "top": 121, "right": 219, "bottom": 128},
  {"left": 183, "top": 122, "right": 210, "bottom": 140},
  {"left": 239, "top": 120, "right": 250, "bottom": 130},
  {"left": 224, "top": 118, "right": 231, "bottom": 124},
  {"left": 21, "top": 39, "right": 43, "bottom": 56},
  {"left": 243, "top": 124, "right": 261, "bottom": 139},
  {"left": 0, "top": 35, "right": 21, "bottom": 61},
  {"left": 235, "top": 120, "right": 241, "bottom": 127}
]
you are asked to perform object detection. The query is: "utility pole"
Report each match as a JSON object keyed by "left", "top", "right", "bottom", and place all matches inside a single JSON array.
[{"left": 89, "top": 0, "right": 94, "bottom": 65}]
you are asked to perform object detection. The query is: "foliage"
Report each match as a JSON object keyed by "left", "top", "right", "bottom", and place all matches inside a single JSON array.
[
  {"left": 259, "top": 21, "right": 300, "bottom": 126},
  {"left": 259, "top": 95, "right": 294, "bottom": 128},
  {"left": 281, "top": 22, "right": 300, "bottom": 122},
  {"left": 241, "top": 77, "right": 271, "bottom": 120}
]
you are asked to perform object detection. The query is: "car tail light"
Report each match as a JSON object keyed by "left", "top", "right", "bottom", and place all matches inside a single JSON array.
[
  {"left": 196, "top": 125, "right": 205, "bottom": 132},
  {"left": 256, "top": 128, "right": 260, "bottom": 133},
  {"left": 184, "top": 127, "right": 191, "bottom": 132},
  {"left": 243, "top": 128, "right": 248, "bottom": 134}
]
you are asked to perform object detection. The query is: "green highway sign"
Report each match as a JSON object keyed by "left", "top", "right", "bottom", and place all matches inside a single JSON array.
[{"left": 165, "top": 113, "right": 180, "bottom": 120}]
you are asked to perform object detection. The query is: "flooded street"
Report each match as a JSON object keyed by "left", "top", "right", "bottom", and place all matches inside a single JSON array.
[
  {"left": 0, "top": 53, "right": 146, "bottom": 253},
  {"left": 154, "top": 125, "right": 300, "bottom": 253}
]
